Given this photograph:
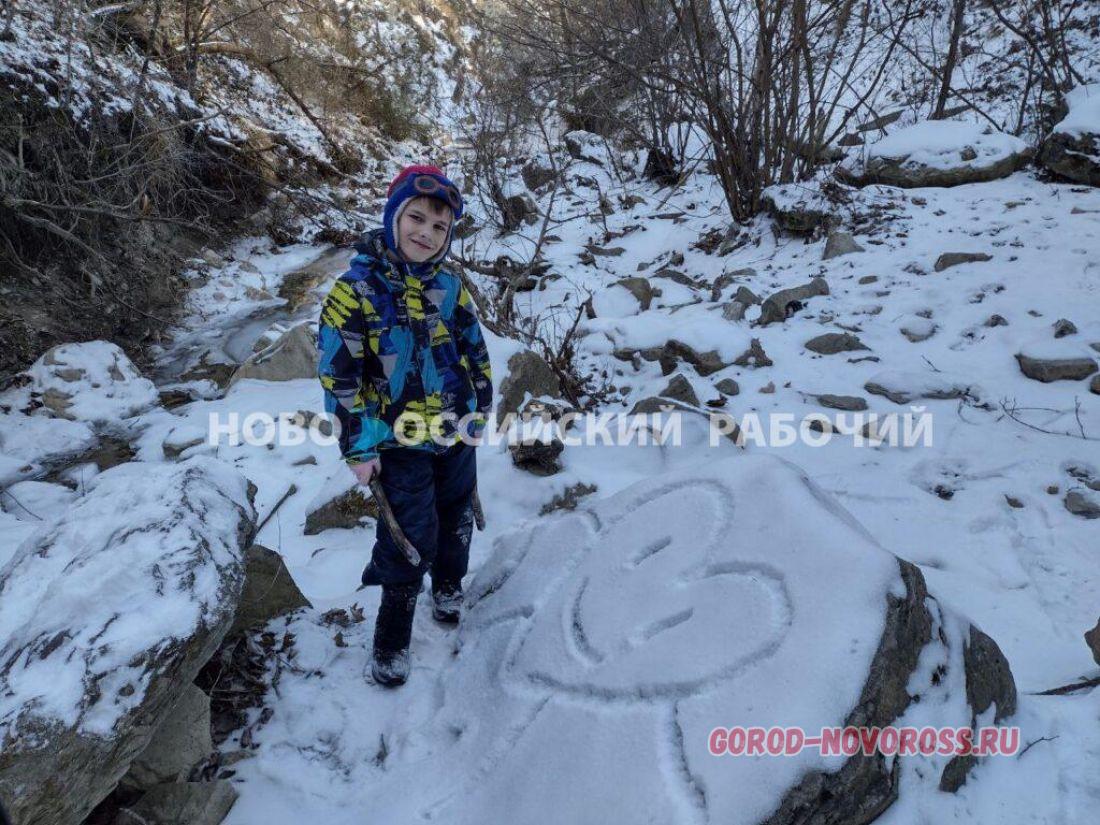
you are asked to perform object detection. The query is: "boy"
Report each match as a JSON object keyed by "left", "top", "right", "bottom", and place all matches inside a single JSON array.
[{"left": 317, "top": 164, "right": 493, "bottom": 687}]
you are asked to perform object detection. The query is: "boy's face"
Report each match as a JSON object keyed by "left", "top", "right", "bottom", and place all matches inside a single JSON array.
[{"left": 397, "top": 196, "right": 452, "bottom": 263}]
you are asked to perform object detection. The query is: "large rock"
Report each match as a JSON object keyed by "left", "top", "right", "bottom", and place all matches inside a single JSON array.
[
  {"left": 228, "top": 544, "right": 312, "bottom": 636},
  {"left": 115, "top": 780, "right": 238, "bottom": 825},
  {"left": 762, "top": 184, "right": 839, "bottom": 235},
  {"left": 0, "top": 458, "right": 254, "bottom": 825},
  {"left": 823, "top": 231, "right": 864, "bottom": 260},
  {"left": 349, "top": 455, "right": 1016, "bottom": 823},
  {"left": 497, "top": 350, "right": 563, "bottom": 427},
  {"left": 838, "top": 120, "right": 1031, "bottom": 188},
  {"left": 1016, "top": 353, "right": 1098, "bottom": 383},
  {"left": 21, "top": 341, "right": 158, "bottom": 422},
  {"left": 230, "top": 322, "right": 317, "bottom": 385},
  {"left": 757, "top": 278, "right": 830, "bottom": 326},
  {"left": 122, "top": 685, "right": 213, "bottom": 791},
  {"left": 1040, "top": 83, "right": 1100, "bottom": 186}
]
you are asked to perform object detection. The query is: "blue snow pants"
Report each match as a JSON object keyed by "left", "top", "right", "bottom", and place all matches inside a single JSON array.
[{"left": 360, "top": 441, "right": 477, "bottom": 589}]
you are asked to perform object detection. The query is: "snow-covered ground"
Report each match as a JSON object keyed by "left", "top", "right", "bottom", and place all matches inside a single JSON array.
[{"left": 3, "top": 135, "right": 1099, "bottom": 822}]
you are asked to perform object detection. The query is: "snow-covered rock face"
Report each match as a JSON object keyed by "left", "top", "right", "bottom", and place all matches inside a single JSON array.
[
  {"left": 355, "top": 454, "right": 1015, "bottom": 825},
  {"left": 21, "top": 341, "right": 159, "bottom": 422},
  {"left": 839, "top": 120, "right": 1032, "bottom": 188},
  {"left": 0, "top": 457, "right": 255, "bottom": 825},
  {"left": 1041, "top": 83, "right": 1100, "bottom": 186}
]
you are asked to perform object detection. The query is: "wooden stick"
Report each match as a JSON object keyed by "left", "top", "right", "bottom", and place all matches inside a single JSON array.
[
  {"left": 256, "top": 484, "right": 297, "bottom": 534},
  {"left": 471, "top": 486, "right": 486, "bottom": 531},
  {"left": 368, "top": 479, "right": 422, "bottom": 567}
]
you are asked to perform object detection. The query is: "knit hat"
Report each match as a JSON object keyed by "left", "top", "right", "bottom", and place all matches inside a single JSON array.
[{"left": 382, "top": 164, "right": 464, "bottom": 264}]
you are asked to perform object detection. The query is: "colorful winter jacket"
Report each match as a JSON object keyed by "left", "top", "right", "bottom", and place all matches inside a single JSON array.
[{"left": 317, "top": 230, "right": 493, "bottom": 463}]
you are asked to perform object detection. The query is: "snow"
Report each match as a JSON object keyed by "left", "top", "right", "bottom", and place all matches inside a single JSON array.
[
  {"left": 861, "top": 120, "right": 1029, "bottom": 170},
  {"left": 1056, "top": 83, "right": 1100, "bottom": 138},
  {"left": 0, "top": 458, "right": 253, "bottom": 737}
]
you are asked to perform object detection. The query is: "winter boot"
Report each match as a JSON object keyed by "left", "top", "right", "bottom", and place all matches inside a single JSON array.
[
  {"left": 431, "top": 581, "right": 463, "bottom": 625},
  {"left": 371, "top": 582, "right": 420, "bottom": 687}
]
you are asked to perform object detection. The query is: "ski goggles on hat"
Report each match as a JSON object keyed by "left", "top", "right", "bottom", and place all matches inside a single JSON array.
[{"left": 411, "top": 174, "right": 463, "bottom": 212}]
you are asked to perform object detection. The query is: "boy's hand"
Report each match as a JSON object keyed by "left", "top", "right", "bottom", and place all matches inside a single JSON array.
[{"left": 349, "top": 458, "right": 381, "bottom": 486}]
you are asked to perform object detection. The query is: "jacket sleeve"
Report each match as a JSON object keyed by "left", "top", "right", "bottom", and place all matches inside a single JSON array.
[
  {"left": 454, "top": 282, "right": 494, "bottom": 432},
  {"left": 317, "top": 276, "right": 392, "bottom": 462}
]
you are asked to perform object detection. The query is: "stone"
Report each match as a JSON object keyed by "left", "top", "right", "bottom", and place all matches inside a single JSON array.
[
  {"left": 858, "top": 275, "right": 878, "bottom": 285},
  {"left": 230, "top": 323, "right": 317, "bottom": 385},
  {"left": 642, "top": 148, "right": 678, "bottom": 185},
  {"left": 817, "top": 394, "right": 868, "bottom": 412},
  {"left": 722, "top": 301, "right": 747, "bottom": 322},
  {"left": 985, "top": 314, "right": 1009, "bottom": 327},
  {"left": 1015, "top": 353, "right": 1098, "bottom": 383},
  {"left": 1040, "top": 86, "right": 1100, "bottom": 186},
  {"left": 660, "top": 340, "right": 729, "bottom": 376},
  {"left": 303, "top": 480, "right": 378, "bottom": 535},
  {"left": 0, "top": 459, "right": 254, "bottom": 825},
  {"left": 1092, "top": 374, "right": 1100, "bottom": 395},
  {"left": 714, "top": 378, "right": 740, "bottom": 396},
  {"left": 509, "top": 439, "right": 565, "bottom": 476},
  {"left": 660, "top": 374, "right": 700, "bottom": 407},
  {"left": 757, "top": 278, "right": 830, "bottom": 325},
  {"left": 733, "top": 338, "right": 773, "bottom": 368},
  {"left": 26, "top": 341, "right": 159, "bottom": 423},
  {"left": 759, "top": 381, "right": 776, "bottom": 394},
  {"left": 838, "top": 121, "right": 1031, "bottom": 188},
  {"left": 585, "top": 243, "right": 626, "bottom": 257},
  {"left": 900, "top": 317, "right": 937, "bottom": 343},
  {"left": 116, "top": 780, "right": 238, "bottom": 825},
  {"left": 563, "top": 130, "right": 607, "bottom": 165},
  {"left": 613, "top": 277, "right": 657, "bottom": 311},
  {"left": 934, "top": 252, "right": 992, "bottom": 272},
  {"left": 229, "top": 544, "right": 311, "bottom": 636},
  {"left": 863, "top": 371, "right": 979, "bottom": 405},
  {"left": 502, "top": 193, "right": 539, "bottom": 231},
  {"left": 1053, "top": 318, "right": 1078, "bottom": 338},
  {"left": 521, "top": 161, "right": 558, "bottom": 191},
  {"left": 805, "top": 332, "right": 868, "bottom": 355},
  {"left": 122, "top": 685, "right": 213, "bottom": 791},
  {"left": 710, "top": 269, "right": 758, "bottom": 301},
  {"left": 1085, "top": 618, "right": 1100, "bottom": 666},
  {"left": 823, "top": 232, "right": 864, "bottom": 260},
  {"left": 277, "top": 246, "right": 351, "bottom": 312},
  {"left": 733, "top": 285, "right": 762, "bottom": 306},
  {"left": 439, "top": 457, "right": 1018, "bottom": 825},
  {"left": 497, "top": 350, "right": 563, "bottom": 427},
  {"left": 1064, "top": 490, "right": 1100, "bottom": 519},
  {"left": 762, "top": 186, "right": 838, "bottom": 235}
]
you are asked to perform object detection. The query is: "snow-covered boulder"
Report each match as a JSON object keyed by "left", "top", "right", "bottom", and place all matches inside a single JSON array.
[
  {"left": 0, "top": 457, "right": 255, "bottom": 825},
  {"left": 357, "top": 454, "right": 1015, "bottom": 823},
  {"left": 762, "top": 183, "right": 840, "bottom": 235},
  {"left": 839, "top": 120, "right": 1031, "bottom": 188},
  {"left": 1015, "top": 336, "right": 1098, "bottom": 382},
  {"left": 21, "top": 341, "right": 158, "bottom": 422},
  {"left": 1040, "top": 83, "right": 1100, "bottom": 186}
]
